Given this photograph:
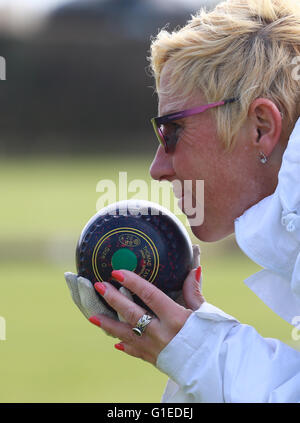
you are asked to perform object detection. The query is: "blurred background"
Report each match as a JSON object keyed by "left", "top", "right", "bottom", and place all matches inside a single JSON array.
[{"left": 0, "top": 0, "right": 298, "bottom": 403}]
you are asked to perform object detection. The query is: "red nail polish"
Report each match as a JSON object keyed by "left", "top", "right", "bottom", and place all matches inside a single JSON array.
[
  {"left": 114, "top": 343, "right": 125, "bottom": 351},
  {"left": 89, "top": 316, "right": 101, "bottom": 327},
  {"left": 195, "top": 266, "right": 202, "bottom": 283},
  {"left": 94, "top": 282, "right": 106, "bottom": 296},
  {"left": 111, "top": 270, "right": 125, "bottom": 283}
]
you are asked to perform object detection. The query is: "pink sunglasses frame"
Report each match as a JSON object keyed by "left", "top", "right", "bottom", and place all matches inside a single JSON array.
[{"left": 151, "top": 98, "right": 237, "bottom": 153}]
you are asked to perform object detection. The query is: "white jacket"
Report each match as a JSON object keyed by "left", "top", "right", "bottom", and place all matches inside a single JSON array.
[{"left": 156, "top": 118, "right": 300, "bottom": 403}]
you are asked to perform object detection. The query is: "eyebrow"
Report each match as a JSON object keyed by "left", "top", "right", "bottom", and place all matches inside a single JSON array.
[{"left": 159, "top": 109, "right": 179, "bottom": 117}]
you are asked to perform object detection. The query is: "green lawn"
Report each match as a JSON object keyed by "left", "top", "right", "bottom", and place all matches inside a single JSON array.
[
  {"left": 0, "top": 155, "right": 155, "bottom": 241},
  {"left": 0, "top": 156, "right": 298, "bottom": 402}
]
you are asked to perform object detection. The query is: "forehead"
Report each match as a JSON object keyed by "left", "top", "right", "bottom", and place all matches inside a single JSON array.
[{"left": 158, "top": 63, "right": 202, "bottom": 116}]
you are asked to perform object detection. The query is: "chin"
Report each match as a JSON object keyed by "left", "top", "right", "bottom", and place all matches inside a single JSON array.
[{"left": 189, "top": 220, "right": 232, "bottom": 243}]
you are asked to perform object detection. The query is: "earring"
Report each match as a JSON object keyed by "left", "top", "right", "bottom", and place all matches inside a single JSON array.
[{"left": 259, "top": 152, "right": 268, "bottom": 164}]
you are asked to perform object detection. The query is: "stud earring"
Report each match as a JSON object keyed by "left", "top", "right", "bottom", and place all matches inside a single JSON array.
[{"left": 259, "top": 152, "right": 268, "bottom": 164}]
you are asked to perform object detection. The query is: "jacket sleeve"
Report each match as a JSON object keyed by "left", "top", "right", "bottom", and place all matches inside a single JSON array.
[{"left": 156, "top": 302, "right": 300, "bottom": 403}]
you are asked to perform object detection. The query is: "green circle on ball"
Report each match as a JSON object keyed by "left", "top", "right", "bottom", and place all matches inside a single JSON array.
[{"left": 111, "top": 248, "right": 138, "bottom": 271}]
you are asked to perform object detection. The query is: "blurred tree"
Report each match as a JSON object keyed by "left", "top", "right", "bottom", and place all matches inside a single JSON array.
[{"left": 0, "top": 0, "right": 218, "bottom": 155}]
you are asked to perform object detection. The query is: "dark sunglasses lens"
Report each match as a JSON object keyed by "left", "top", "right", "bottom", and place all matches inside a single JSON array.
[
  {"left": 152, "top": 119, "right": 167, "bottom": 151},
  {"left": 159, "top": 124, "right": 178, "bottom": 153},
  {"left": 157, "top": 126, "right": 168, "bottom": 151}
]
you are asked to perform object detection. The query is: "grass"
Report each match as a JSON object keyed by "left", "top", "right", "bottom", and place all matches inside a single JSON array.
[
  {"left": 0, "top": 155, "right": 155, "bottom": 241},
  {"left": 0, "top": 155, "right": 298, "bottom": 402},
  {"left": 0, "top": 259, "right": 168, "bottom": 402}
]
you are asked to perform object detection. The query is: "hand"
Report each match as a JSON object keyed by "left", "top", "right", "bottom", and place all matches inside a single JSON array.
[
  {"left": 64, "top": 244, "right": 202, "bottom": 321},
  {"left": 176, "top": 244, "right": 204, "bottom": 310},
  {"left": 88, "top": 263, "right": 205, "bottom": 366},
  {"left": 64, "top": 272, "right": 134, "bottom": 326}
]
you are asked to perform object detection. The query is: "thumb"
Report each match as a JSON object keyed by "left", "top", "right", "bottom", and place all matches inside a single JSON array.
[{"left": 182, "top": 266, "right": 205, "bottom": 311}]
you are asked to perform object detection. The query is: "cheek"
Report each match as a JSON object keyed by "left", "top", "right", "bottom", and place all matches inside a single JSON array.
[
  {"left": 174, "top": 127, "right": 217, "bottom": 182},
  {"left": 173, "top": 148, "right": 199, "bottom": 181},
  {"left": 173, "top": 128, "right": 202, "bottom": 178}
]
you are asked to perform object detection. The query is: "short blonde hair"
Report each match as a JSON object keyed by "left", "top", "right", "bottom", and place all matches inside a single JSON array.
[{"left": 149, "top": 0, "right": 300, "bottom": 150}]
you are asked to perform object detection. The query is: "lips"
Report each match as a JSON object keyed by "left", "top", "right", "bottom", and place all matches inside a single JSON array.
[
  {"left": 171, "top": 182, "right": 183, "bottom": 199},
  {"left": 171, "top": 181, "right": 197, "bottom": 218}
]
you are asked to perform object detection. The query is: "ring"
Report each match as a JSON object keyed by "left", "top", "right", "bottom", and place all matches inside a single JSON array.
[{"left": 132, "top": 314, "right": 152, "bottom": 336}]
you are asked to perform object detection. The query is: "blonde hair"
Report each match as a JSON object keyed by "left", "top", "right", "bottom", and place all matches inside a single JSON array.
[{"left": 149, "top": 0, "right": 300, "bottom": 150}]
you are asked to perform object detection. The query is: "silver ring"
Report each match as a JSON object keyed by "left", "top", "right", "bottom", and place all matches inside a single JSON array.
[{"left": 132, "top": 314, "right": 152, "bottom": 336}]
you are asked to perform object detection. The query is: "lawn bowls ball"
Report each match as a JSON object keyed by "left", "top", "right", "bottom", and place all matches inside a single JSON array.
[{"left": 76, "top": 200, "right": 194, "bottom": 315}]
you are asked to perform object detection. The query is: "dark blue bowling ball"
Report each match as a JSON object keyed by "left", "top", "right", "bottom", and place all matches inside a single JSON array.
[{"left": 76, "top": 200, "right": 193, "bottom": 315}]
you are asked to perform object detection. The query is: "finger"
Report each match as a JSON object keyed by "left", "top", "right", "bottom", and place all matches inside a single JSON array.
[
  {"left": 110, "top": 270, "right": 181, "bottom": 320},
  {"left": 119, "top": 286, "right": 134, "bottom": 302},
  {"left": 114, "top": 342, "right": 156, "bottom": 365},
  {"left": 192, "top": 244, "right": 203, "bottom": 292},
  {"left": 174, "top": 291, "right": 185, "bottom": 307},
  {"left": 77, "top": 277, "right": 117, "bottom": 320},
  {"left": 192, "top": 244, "right": 201, "bottom": 268},
  {"left": 176, "top": 245, "right": 201, "bottom": 307},
  {"left": 64, "top": 272, "right": 89, "bottom": 318},
  {"left": 88, "top": 314, "right": 120, "bottom": 339},
  {"left": 90, "top": 312, "right": 158, "bottom": 345},
  {"left": 182, "top": 266, "right": 205, "bottom": 311},
  {"left": 117, "top": 286, "right": 134, "bottom": 322},
  {"left": 95, "top": 281, "right": 151, "bottom": 327}
]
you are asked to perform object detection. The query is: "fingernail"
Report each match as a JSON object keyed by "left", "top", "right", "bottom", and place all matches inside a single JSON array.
[
  {"left": 111, "top": 270, "right": 125, "bottom": 283},
  {"left": 114, "top": 343, "right": 125, "bottom": 351},
  {"left": 94, "top": 282, "right": 106, "bottom": 296},
  {"left": 89, "top": 316, "right": 101, "bottom": 327},
  {"left": 195, "top": 266, "right": 202, "bottom": 283}
]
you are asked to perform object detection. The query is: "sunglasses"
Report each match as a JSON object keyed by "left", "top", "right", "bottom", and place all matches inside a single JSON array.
[{"left": 151, "top": 98, "right": 237, "bottom": 154}]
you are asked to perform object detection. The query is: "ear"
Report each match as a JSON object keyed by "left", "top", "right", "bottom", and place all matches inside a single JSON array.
[{"left": 248, "top": 98, "right": 282, "bottom": 158}]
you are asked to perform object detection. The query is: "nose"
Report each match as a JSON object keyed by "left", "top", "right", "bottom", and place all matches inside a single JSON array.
[{"left": 149, "top": 145, "right": 175, "bottom": 181}]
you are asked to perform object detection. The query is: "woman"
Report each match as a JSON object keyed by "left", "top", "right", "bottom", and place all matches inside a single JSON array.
[{"left": 65, "top": 0, "right": 300, "bottom": 402}]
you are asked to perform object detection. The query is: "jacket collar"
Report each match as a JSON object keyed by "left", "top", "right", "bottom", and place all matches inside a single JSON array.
[{"left": 234, "top": 118, "right": 300, "bottom": 323}]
